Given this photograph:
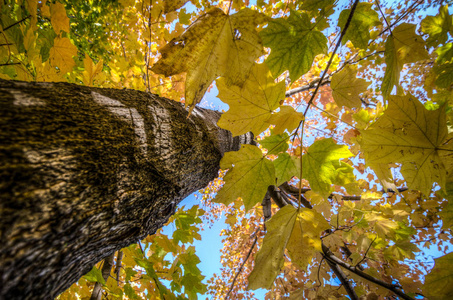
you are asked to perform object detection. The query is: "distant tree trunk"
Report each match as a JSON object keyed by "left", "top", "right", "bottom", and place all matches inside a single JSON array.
[{"left": 0, "top": 79, "right": 253, "bottom": 299}]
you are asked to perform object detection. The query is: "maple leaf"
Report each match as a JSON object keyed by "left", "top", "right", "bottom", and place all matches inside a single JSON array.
[
  {"left": 215, "top": 145, "right": 275, "bottom": 211},
  {"left": 248, "top": 206, "right": 329, "bottom": 289},
  {"left": 331, "top": 65, "right": 371, "bottom": 108},
  {"left": 440, "top": 182, "right": 453, "bottom": 228},
  {"left": 338, "top": 2, "right": 381, "bottom": 49},
  {"left": 83, "top": 54, "right": 103, "bottom": 86},
  {"left": 302, "top": 138, "right": 355, "bottom": 198},
  {"left": 260, "top": 133, "right": 289, "bottom": 155},
  {"left": 367, "top": 162, "right": 397, "bottom": 193},
  {"left": 247, "top": 205, "right": 297, "bottom": 290},
  {"left": 49, "top": 37, "right": 78, "bottom": 74},
  {"left": 163, "top": 0, "right": 189, "bottom": 13},
  {"left": 217, "top": 63, "right": 284, "bottom": 136},
  {"left": 274, "top": 153, "right": 300, "bottom": 186},
  {"left": 260, "top": 10, "right": 327, "bottom": 81},
  {"left": 83, "top": 266, "right": 106, "bottom": 284},
  {"left": 381, "top": 23, "right": 429, "bottom": 98},
  {"left": 286, "top": 208, "right": 330, "bottom": 269},
  {"left": 299, "top": 0, "right": 334, "bottom": 11},
  {"left": 50, "top": 2, "right": 70, "bottom": 34},
  {"left": 434, "top": 61, "right": 453, "bottom": 88},
  {"left": 151, "top": 8, "right": 266, "bottom": 109},
  {"left": 267, "top": 105, "right": 304, "bottom": 135},
  {"left": 423, "top": 252, "right": 453, "bottom": 300},
  {"left": 360, "top": 94, "right": 452, "bottom": 195},
  {"left": 421, "top": 5, "right": 452, "bottom": 47}
]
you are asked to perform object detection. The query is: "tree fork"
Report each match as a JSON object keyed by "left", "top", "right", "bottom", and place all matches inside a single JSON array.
[{"left": 0, "top": 79, "right": 254, "bottom": 299}]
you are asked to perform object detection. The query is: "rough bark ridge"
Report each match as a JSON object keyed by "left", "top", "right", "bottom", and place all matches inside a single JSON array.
[{"left": 0, "top": 79, "right": 253, "bottom": 299}]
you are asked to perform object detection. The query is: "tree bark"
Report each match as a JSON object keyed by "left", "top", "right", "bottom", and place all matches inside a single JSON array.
[{"left": 0, "top": 79, "right": 253, "bottom": 299}]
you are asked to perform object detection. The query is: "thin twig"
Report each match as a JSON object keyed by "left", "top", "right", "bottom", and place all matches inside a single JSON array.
[
  {"left": 0, "top": 63, "right": 20, "bottom": 66},
  {"left": 355, "top": 237, "right": 376, "bottom": 267},
  {"left": 3, "top": 15, "right": 31, "bottom": 31},
  {"left": 378, "top": 0, "right": 423, "bottom": 37},
  {"left": 225, "top": 229, "right": 259, "bottom": 300},
  {"left": 375, "top": 0, "right": 393, "bottom": 36},
  {"left": 301, "top": 0, "right": 361, "bottom": 117}
]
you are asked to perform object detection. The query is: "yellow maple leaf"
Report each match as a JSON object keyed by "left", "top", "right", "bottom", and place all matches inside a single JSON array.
[
  {"left": 39, "top": 0, "right": 51, "bottom": 18},
  {"left": 331, "top": 64, "right": 371, "bottom": 108},
  {"left": 248, "top": 205, "right": 330, "bottom": 289},
  {"left": 267, "top": 105, "right": 304, "bottom": 135},
  {"left": 50, "top": 2, "right": 70, "bottom": 34},
  {"left": 83, "top": 54, "right": 104, "bottom": 86},
  {"left": 286, "top": 208, "right": 330, "bottom": 270},
  {"left": 163, "top": 0, "right": 189, "bottom": 13},
  {"left": 382, "top": 23, "right": 429, "bottom": 98},
  {"left": 360, "top": 94, "right": 452, "bottom": 195},
  {"left": 151, "top": 8, "right": 266, "bottom": 109},
  {"left": 49, "top": 37, "right": 77, "bottom": 74},
  {"left": 217, "top": 63, "right": 284, "bottom": 136}
]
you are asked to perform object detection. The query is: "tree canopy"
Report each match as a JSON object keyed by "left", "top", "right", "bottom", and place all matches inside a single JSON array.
[{"left": 1, "top": 0, "right": 453, "bottom": 299}]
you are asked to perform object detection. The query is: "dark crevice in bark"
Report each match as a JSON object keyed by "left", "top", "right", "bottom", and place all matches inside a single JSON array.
[{"left": 0, "top": 79, "right": 253, "bottom": 299}]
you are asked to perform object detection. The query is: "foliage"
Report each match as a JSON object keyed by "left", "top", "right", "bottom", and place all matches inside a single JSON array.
[{"left": 1, "top": 0, "right": 453, "bottom": 299}]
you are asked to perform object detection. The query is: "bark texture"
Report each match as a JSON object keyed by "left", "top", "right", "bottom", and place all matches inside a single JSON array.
[{"left": 0, "top": 79, "right": 253, "bottom": 299}]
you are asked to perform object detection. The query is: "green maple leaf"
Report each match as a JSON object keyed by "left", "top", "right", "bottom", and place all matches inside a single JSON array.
[
  {"left": 248, "top": 205, "right": 297, "bottom": 290},
  {"left": 435, "top": 43, "right": 453, "bottom": 64},
  {"left": 260, "top": 133, "right": 289, "bottom": 155},
  {"left": 331, "top": 64, "right": 371, "bottom": 108},
  {"left": 217, "top": 63, "right": 285, "bottom": 136},
  {"left": 338, "top": 2, "right": 381, "bottom": 49},
  {"left": 215, "top": 145, "right": 275, "bottom": 211},
  {"left": 152, "top": 8, "right": 266, "bottom": 109},
  {"left": 302, "top": 138, "right": 354, "bottom": 198},
  {"left": 83, "top": 266, "right": 105, "bottom": 284},
  {"left": 423, "top": 252, "right": 453, "bottom": 300},
  {"left": 360, "top": 94, "right": 452, "bottom": 195},
  {"left": 248, "top": 206, "right": 329, "bottom": 289},
  {"left": 381, "top": 23, "right": 429, "bottom": 98},
  {"left": 434, "top": 61, "right": 453, "bottom": 88},
  {"left": 267, "top": 105, "right": 304, "bottom": 135},
  {"left": 274, "top": 153, "right": 300, "bottom": 186},
  {"left": 421, "top": 5, "right": 452, "bottom": 47},
  {"left": 260, "top": 10, "right": 327, "bottom": 81}
]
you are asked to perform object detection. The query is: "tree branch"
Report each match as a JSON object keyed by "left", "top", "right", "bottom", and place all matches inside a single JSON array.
[
  {"left": 90, "top": 254, "right": 115, "bottom": 300},
  {"left": 325, "top": 258, "right": 359, "bottom": 300},
  {"left": 279, "top": 182, "right": 408, "bottom": 201},
  {"left": 261, "top": 191, "right": 272, "bottom": 222},
  {"left": 115, "top": 251, "right": 123, "bottom": 285},
  {"left": 322, "top": 244, "right": 414, "bottom": 300},
  {"left": 285, "top": 78, "right": 331, "bottom": 98}
]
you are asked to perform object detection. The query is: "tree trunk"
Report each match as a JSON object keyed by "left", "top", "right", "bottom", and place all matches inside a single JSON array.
[{"left": 0, "top": 79, "right": 253, "bottom": 299}]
